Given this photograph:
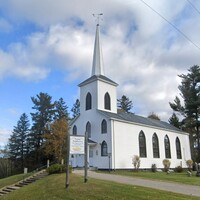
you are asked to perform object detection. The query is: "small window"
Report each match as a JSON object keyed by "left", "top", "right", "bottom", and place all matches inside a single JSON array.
[
  {"left": 104, "top": 92, "right": 111, "bottom": 110},
  {"left": 101, "top": 119, "right": 107, "bottom": 134},
  {"left": 176, "top": 137, "right": 182, "bottom": 159},
  {"left": 164, "top": 135, "right": 171, "bottom": 158},
  {"left": 86, "top": 92, "right": 92, "bottom": 110},
  {"left": 89, "top": 150, "right": 93, "bottom": 158},
  {"left": 101, "top": 141, "right": 108, "bottom": 156},
  {"left": 86, "top": 122, "right": 91, "bottom": 138},
  {"left": 139, "top": 131, "right": 147, "bottom": 157},
  {"left": 152, "top": 133, "right": 160, "bottom": 158},
  {"left": 72, "top": 125, "right": 77, "bottom": 135}
]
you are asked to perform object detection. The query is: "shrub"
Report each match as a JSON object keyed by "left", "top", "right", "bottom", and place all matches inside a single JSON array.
[
  {"left": 47, "top": 164, "right": 67, "bottom": 174},
  {"left": 47, "top": 164, "right": 61, "bottom": 174},
  {"left": 186, "top": 160, "right": 193, "bottom": 172},
  {"left": 162, "top": 159, "right": 171, "bottom": 172},
  {"left": 132, "top": 155, "right": 140, "bottom": 171},
  {"left": 151, "top": 164, "right": 157, "bottom": 172},
  {"left": 175, "top": 166, "right": 183, "bottom": 173}
]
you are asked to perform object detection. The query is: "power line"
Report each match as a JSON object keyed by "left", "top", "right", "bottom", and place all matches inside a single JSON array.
[
  {"left": 139, "top": 0, "right": 200, "bottom": 51},
  {"left": 186, "top": 0, "right": 200, "bottom": 15}
]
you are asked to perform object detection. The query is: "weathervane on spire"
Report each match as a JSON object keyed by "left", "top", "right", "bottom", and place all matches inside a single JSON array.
[{"left": 92, "top": 13, "right": 103, "bottom": 25}]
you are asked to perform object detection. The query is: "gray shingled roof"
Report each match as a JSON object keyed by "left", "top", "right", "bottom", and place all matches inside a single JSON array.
[
  {"left": 79, "top": 75, "right": 118, "bottom": 87},
  {"left": 98, "top": 110, "right": 184, "bottom": 133}
]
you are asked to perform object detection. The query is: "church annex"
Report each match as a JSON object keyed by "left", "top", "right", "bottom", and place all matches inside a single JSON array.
[{"left": 69, "top": 23, "right": 191, "bottom": 169}]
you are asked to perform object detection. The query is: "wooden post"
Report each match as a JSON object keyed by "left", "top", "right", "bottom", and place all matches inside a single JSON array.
[
  {"left": 84, "top": 131, "right": 88, "bottom": 183},
  {"left": 47, "top": 159, "right": 50, "bottom": 168},
  {"left": 66, "top": 130, "right": 70, "bottom": 188}
]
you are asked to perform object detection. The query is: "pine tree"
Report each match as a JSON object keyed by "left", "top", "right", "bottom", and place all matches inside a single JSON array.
[
  {"left": 71, "top": 99, "right": 80, "bottom": 118},
  {"left": 8, "top": 132, "right": 19, "bottom": 160},
  {"left": 168, "top": 113, "right": 180, "bottom": 128},
  {"left": 54, "top": 98, "right": 69, "bottom": 120},
  {"left": 30, "top": 92, "right": 55, "bottom": 164},
  {"left": 8, "top": 113, "right": 30, "bottom": 170},
  {"left": 169, "top": 65, "right": 200, "bottom": 162},
  {"left": 117, "top": 95, "right": 133, "bottom": 113}
]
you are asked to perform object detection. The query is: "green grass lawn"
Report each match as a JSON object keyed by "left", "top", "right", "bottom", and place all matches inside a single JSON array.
[
  {"left": 0, "top": 172, "right": 33, "bottom": 188},
  {"left": 100, "top": 170, "right": 200, "bottom": 186},
  {"left": 1, "top": 173, "right": 200, "bottom": 200}
]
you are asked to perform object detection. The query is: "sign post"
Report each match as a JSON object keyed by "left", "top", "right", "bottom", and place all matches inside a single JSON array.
[
  {"left": 66, "top": 130, "right": 70, "bottom": 189},
  {"left": 68, "top": 135, "right": 87, "bottom": 184},
  {"left": 108, "top": 153, "right": 111, "bottom": 173},
  {"left": 84, "top": 131, "right": 88, "bottom": 183}
]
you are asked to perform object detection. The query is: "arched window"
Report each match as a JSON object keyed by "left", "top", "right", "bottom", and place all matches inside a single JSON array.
[
  {"left": 72, "top": 125, "right": 77, "bottom": 135},
  {"left": 104, "top": 92, "right": 111, "bottom": 110},
  {"left": 101, "top": 119, "right": 107, "bottom": 134},
  {"left": 152, "top": 133, "right": 160, "bottom": 158},
  {"left": 176, "top": 137, "right": 182, "bottom": 159},
  {"left": 164, "top": 135, "right": 171, "bottom": 158},
  {"left": 139, "top": 131, "right": 147, "bottom": 157},
  {"left": 101, "top": 141, "right": 108, "bottom": 156},
  {"left": 86, "top": 92, "right": 92, "bottom": 110},
  {"left": 86, "top": 122, "right": 91, "bottom": 138}
]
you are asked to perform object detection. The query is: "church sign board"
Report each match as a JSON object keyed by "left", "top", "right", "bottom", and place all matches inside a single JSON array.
[{"left": 70, "top": 135, "right": 85, "bottom": 154}]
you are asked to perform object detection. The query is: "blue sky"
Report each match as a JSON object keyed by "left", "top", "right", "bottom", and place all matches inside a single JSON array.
[{"left": 0, "top": 0, "right": 200, "bottom": 147}]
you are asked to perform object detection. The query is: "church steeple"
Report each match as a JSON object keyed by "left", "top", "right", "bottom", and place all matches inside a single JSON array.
[
  {"left": 91, "top": 23, "right": 104, "bottom": 76},
  {"left": 79, "top": 17, "right": 118, "bottom": 114}
]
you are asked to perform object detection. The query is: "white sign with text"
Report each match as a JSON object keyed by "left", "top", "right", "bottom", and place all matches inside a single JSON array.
[{"left": 70, "top": 136, "right": 85, "bottom": 154}]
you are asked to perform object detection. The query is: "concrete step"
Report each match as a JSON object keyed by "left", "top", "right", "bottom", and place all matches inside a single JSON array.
[
  {"left": 14, "top": 184, "right": 24, "bottom": 187},
  {"left": 0, "top": 190, "right": 8, "bottom": 195},
  {"left": 33, "top": 173, "right": 48, "bottom": 179},
  {"left": 2, "top": 188, "right": 12, "bottom": 193},
  {"left": 6, "top": 186, "right": 21, "bottom": 190},
  {"left": 27, "top": 178, "right": 36, "bottom": 181},
  {"left": 18, "top": 182, "right": 29, "bottom": 186},
  {"left": 23, "top": 179, "right": 35, "bottom": 184}
]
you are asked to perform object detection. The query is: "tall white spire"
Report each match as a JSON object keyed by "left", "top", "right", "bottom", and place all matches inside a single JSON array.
[{"left": 91, "top": 23, "right": 104, "bottom": 76}]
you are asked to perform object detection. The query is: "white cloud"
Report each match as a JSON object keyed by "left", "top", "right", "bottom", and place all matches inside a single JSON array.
[
  {"left": 2, "top": 0, "right": 118, "bottom": 27},
  {"left": 0, "top": 0, "right": 199, "bottom": 123},
  {"left": 0, "top": 128, "right": 11, "bottom": 147},
  {"left": 0, "top": 48, "right": 50, "bottom": 81}
]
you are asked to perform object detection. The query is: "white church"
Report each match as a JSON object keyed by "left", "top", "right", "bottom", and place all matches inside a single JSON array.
[{"left": 69, "top": 23, "right": 191, "bottom": 170}]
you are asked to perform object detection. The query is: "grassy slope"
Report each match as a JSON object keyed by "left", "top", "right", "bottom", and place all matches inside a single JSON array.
[
  {"left": 1, "top": 173, "right": 200, "bottom": 200},
  {"left": 0, "top": 173, "right": 33, "bottom": 188},
  {"left": 101, "top": 170, "right": 200, "bottom": 186}
]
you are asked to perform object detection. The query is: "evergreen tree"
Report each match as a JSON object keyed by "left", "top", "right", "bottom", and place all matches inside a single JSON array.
[
  {"left": 117, "top": 95, "right": 133, "bottom": 113},
  {"left": 30, "top": 92, "right": 55, "bottom": 164},
  {"left": 169, "top": 65, "right": 200, "bottom": 162},
  {"left": 71, "top": 99, "right": 80, "bottom": 118},
  {"left": 8, "top": 113, "right": 30, "bottom": 170},
  {"left": 168, "top": 113, "right": 180, "bottom": 128},
  {"left": 54, "top": 98, "right": 69, "bottom": 120},
  {"left": 8, "top": 132, "right": 19, "bottom": 160}
]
